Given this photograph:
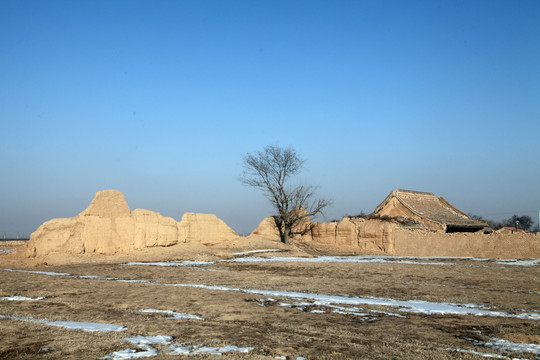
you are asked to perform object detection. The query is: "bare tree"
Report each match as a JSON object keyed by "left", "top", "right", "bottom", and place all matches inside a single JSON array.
[
  {"left": 503, "top": 215, "right": 534, "bottom": 231},
  {"left": 241, "top": 144, "right": 331, "bottom": 244}
]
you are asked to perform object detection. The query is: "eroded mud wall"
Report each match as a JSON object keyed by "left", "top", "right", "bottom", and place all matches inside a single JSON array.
[
  {"left": 300, "top": 219, "right": 396, "bottom": 254},
  {"left": 393, "top": 229, "right": 540, "bottom": 258},
  {"left": 10, "top": 190, "right": 239, "bottom": 259}
]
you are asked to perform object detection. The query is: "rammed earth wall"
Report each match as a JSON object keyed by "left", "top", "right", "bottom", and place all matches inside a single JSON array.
[
  {"left": 392, "top": 229, "right": 540, "bottom": 259},
  {"left": 298, "top": 219, "right": 539, "bottom": 259}
]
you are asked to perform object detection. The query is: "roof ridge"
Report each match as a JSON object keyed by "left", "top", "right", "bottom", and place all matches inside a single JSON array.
[{"left": 395, "top": 189, "right": 435, "bottom": 197}]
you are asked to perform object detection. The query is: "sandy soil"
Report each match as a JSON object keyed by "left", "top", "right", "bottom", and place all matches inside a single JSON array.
[{"left": 0, "top": 244, "right": 539, "bottom": 359}]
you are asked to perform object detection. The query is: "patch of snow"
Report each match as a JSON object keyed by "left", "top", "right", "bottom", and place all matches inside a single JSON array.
[
  {"left": 2, "top": 268, "right": 71, "bottom": 276},
  {"left": 271, "top": 298, "right": 401, "bottom": 320},
  {"left": 327, "top": 304, "right": 372, "bottom": 317},
  {"left": 227, "top": 255, "right": 454, "bottom": 266},
  {"left": 193, "top": 346, "right": 224, "bottom": 355},
  {"left": 167, "top": 283, "right": 243, "bottom": 292},
  {"left": 252, "top": 298, "right": 277, "bottom": 307},
  {"left": 135, "top": 309, "right": 203, "bottom": 320},
  {"left": 136, "top": 282, "right": 540, "bottom": 321},
  {"left": 232, "top": 249, "right": 285, "bottom": 256},
  {"left": 459, "top": 330, "right": 540, "bottom": 358},
  {"left": 124, "top": 335, "right": 173, "bottom": 345},
  {"left": 369, "top": 309, "right": 406, "bottom": 318},
  {"left": 124, "top": 260, "right": 215, "bottom": 267},
  {"left": 40, "top": 347, "right": 56, "bottom": 352},
  {"left": 1, "top": 296, "right": 44, "bottom": 301},
  {"left": 493, "top": 259, "right": 540, "bottom": 266},
  {"left": 167, "top": 343, "right": 253, "bottom": 355},
  {"left": 476, "top": 337, "right": 540, "bottom": 355},
  {"left": 0, "top": 314, "right": 127, "bottom": 332},
  {"left": 221, "top": 345, "right": 253, "bottom": 353},
  {"left": 231, "top": 255, "right": 540, "bottom": 267},
  {"left": 116, "top": 279, "right": 149, "bottom": 284},
  {"left": 121, "top": 255, "right": 463, "bottom": 267},
  {"left": 78, "top": 275, "right": 118, "bottom": 280},
  {"left": 469, "top": 258, "right": 492, "bottom": 262},
  {"left": 166, "top": 345, "right": 190, "bottom": 355},
  {"left": 235, "top": 287, "right": 540, "bottom": 320},
  {"left": 102, "top": 348, "right": 153, "bottom": 359},
  {"left": 3, "top": 267, "right": 538, "bottom": 320},
  {"left": 443, "top": 348, "right": 507, "bottom": 358},
  {"left": 48, "top": 320, "right": 127, "bottom": 332},
  {"left": 102, "top": 335, "right": 173, "bottom": 359}
]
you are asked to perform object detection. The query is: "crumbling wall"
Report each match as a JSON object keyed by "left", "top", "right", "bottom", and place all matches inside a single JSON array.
[
  {"left": 179, "top": 213, "right": 237, "bottom": 245},
  {"left": 253, "top": 216, "right": 396, "bottom": 253},
  {"left": 251, "top": 215, "right": 312, "bottom": 242},
  {"left": 303, "top": 219, "right": 539, "bottom": 258},
  {"left": 11, "top": 190, "right": 238, "bottom": 259},
  {"left": 300, "top": 218, "right": 396, "bottom": 254},
  {"left": 356, "top": 219, "right": 395, "bottom": 253},
  {"left": 132, "top": 209, "right": 181, "bottom": 249},
  {"left": 393, "top": 229, "right": 540, "bottom": 258},
  {"left": 251, "top": 217, "right": 280, "bottom": 239},
  {"left": 262, "top": 214, "right": 539, "bottom": 258}
]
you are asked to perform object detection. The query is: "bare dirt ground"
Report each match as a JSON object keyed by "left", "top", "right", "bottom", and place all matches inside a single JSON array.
[{"left": 0, "top": 246, "right": 539, "bottom": 359}]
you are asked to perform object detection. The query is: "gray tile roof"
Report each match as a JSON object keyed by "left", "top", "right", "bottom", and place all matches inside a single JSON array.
[{"left": 376, "top": 189, "right": 487, "bottom": 228}]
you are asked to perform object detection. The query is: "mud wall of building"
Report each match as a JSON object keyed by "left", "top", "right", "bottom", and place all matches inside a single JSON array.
[
  {"left": 392, "top": 229, "right": 540, "bottom": 259},
  {"left": 298, "top": 219, "right": 395, "bottom": 255}
]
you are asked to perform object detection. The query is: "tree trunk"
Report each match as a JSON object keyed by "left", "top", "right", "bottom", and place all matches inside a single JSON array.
[{"left": 281, "top": 227, "right": 291, "bottom": 244}]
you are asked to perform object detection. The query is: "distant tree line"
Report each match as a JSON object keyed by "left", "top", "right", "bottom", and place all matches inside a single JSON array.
[{"left": 469, "top": 214, "right": 538, "bottom": 232}]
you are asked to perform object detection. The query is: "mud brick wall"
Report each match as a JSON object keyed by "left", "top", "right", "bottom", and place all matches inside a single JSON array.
[{"left": 392, "top": 229, "right": 540, "bottom": 259}]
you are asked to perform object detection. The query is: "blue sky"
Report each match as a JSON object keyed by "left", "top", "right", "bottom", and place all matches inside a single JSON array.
[{"left": 1, "top": 0, "right": 539, "bottom": 237}]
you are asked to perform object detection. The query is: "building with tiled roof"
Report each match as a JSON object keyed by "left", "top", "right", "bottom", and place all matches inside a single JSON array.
[{"left": 373, "top": 189, "right": 487, "bottom": 232}]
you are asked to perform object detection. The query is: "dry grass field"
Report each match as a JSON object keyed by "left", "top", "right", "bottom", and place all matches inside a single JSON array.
[{"left": 0, "top": 249, "right": 539, "bottom": 359}]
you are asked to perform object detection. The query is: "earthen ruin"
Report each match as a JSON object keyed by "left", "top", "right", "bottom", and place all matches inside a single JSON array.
[
  {"left": 4, "top": 189, "right": 539, "bottom": 264},
  {"left": 9, "top": 190, "right": 238, "bottom": 260},
  {"left": 252, "top": 189, "right": 539, "bottom": 259}
]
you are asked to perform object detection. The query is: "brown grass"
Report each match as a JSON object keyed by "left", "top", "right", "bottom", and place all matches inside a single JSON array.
[{"left": 0, "top": 256, "right": 539, "bottom": 359}]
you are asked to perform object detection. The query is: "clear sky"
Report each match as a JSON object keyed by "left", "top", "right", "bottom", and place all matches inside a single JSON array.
[{"left": 1, "top": 0, "right": 539, "bottom": 237}]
